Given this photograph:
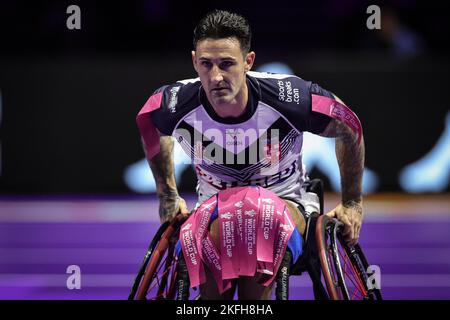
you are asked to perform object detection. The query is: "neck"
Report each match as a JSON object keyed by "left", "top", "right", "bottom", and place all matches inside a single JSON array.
[{"left": 211, "top": 83, "right": 248, "bottom": 118}]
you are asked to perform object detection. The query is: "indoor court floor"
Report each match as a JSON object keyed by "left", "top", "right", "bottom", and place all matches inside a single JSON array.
[{"left": 1, "top": 193, "right": 449, "bottom": 300}]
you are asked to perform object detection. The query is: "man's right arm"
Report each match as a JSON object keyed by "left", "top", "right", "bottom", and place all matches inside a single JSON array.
[{"left": 143, "top": 131, "right": 188, "bottom": 222}]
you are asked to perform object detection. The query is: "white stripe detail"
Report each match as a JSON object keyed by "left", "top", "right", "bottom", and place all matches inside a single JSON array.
[
  {"left": 176, "top": 77, "right": 200, "bottom": 85},
  {"left": 247, "top": 71, "right": 301, "bottom": 80}
]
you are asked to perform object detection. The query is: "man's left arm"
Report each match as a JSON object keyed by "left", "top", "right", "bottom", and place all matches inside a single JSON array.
[{"left": 318, "top": 94, "right": 365, "bottom": 246}]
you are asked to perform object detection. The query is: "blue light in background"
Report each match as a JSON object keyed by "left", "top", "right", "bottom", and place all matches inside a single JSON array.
[
  {"left": 302, "top": 132, "right": 379, "bottom": 194},
  {"left": 399, "top": 111, "right": 450, "bottom": 192},
  {"left": 124, "top": 140, "right": 191, "bottom": 193}
]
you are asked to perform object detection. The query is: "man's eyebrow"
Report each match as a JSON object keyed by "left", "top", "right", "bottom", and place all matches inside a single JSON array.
[{"left": 198, "top": 57, "right": 237, "bottom": 61}]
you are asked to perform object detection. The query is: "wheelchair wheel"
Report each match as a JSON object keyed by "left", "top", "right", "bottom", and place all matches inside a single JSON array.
[
  {"left": 316, "top": 215, "right": 382, "bottom": 300},
  {"left": 128, "top": 214, "right": 188, "bottom": 300}
]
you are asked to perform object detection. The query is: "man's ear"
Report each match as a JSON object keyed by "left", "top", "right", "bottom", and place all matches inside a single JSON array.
[
  {"left": 244, "top": 51, "right": 256, "bottom": 72},
  {"left": 192, "top": 50, "right": 198, "bottom": 72}
]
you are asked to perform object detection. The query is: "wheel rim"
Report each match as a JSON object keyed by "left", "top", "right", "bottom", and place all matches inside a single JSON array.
[
  {"left": 135, "top": 214, "right": 188, "bottom": 300},
  {"left": 316, "top": 215, "right": 380, "bottom": 300},
  {"left": 316, "top": 215, "right": 340, "bottom": 300}
]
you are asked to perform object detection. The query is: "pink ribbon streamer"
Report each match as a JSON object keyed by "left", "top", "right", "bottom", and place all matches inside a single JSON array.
[
  {"left": 218, "top": 188, "right": 244, "bottom": 280},
  {"left": 196, "top": 196, "right": 232, "bottom": 293},
  {"left": 180, "top": 186, "right": 297, "bottom": 292},
  {"left": 263, "top": 207, "right": 295, "bottom": 286},
  {"left": 179, "top": 212, "right": 204, "bottom": 288},
  {"left": 201, "top": 234, "right": 231, "bottom": 293},
  {"left": 239, "top": 187, "right": 259, "bottom": 276}
]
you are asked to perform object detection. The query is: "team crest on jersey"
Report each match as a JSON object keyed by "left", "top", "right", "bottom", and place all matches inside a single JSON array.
[
  {"left": 225, "top": 128, "right": 240, "bottom": 139},
  {"left": 225, "top": 128, "right": 243, "bottom": 146},
  {"left": 263, "top": 142, "right": 281, "bottom": 164}
]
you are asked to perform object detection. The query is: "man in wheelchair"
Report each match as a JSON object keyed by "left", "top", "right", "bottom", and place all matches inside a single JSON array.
[{"left": 134, "top": 10, "right": 369, "bottom": 300}]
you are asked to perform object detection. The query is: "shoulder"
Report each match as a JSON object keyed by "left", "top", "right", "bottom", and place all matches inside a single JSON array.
[
  {"left": 248, "top": 71, "right": 310, "bottom": 98},
  {"left": 155, "top": 77, "right": 202, "bottom": 113},
  {"left": 146, "top": 77, "right": 202, "bottom": 135},
  {"left": 248, "top": 71, "right": 313, "bottom": 110},
  {"left": 248, "top": 71, "right": 333, "bottom": 134}
]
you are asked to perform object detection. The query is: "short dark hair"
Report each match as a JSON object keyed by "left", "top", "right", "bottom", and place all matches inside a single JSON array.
[{"left": 193, "top": 10, "right": 252, "bottom": 53}]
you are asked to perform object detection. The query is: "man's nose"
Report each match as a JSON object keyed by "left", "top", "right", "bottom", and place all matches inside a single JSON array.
[{"left": 210, "top": 65, "right": 224, "bottom": 84}]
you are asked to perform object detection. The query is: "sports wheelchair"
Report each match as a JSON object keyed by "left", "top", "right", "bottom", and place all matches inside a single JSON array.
[{"left": 128, "top": 180, "right": 382, "bottom": 300}]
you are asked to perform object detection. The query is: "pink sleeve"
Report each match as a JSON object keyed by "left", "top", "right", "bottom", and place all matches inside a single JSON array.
[
  {"left": 311, "top": 94, "right": 362, "bottom": 144},
  {"left": 135, "top": 92, "right": 163, "bottom": 160}
]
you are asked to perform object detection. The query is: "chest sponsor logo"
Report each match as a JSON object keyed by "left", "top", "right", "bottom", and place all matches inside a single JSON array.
[{"left": 277, "top": 80, "right": 300, "bottom": 104}]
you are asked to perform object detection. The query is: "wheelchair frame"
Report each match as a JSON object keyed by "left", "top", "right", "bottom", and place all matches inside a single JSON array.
[{"left": 128, "top": 180, "right": 382, "bottom": 300}]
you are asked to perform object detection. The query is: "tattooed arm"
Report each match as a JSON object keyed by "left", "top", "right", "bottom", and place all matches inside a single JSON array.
[
  {"left": 143, "top": 131, "right": 189, "bottom": 223},
  {"left": 319, "top": 95, "right": 365, "bottom": 246}
]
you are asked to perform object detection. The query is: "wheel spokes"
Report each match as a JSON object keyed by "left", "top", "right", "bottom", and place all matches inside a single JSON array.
[{"left": 338, "top": 245, "right": 368, "bottom": 299}]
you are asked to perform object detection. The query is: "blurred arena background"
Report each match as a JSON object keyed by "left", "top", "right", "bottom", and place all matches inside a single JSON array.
[{"left": 0, "top": 0, "right": 449, "bottom": 299}]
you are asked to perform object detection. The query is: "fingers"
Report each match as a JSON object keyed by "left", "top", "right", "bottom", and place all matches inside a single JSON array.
[
  {"left": 160, "top": 214, "right": 172, "bottom": 224},
  {"left": 326, "top": 207, "right": 353, "bottom": 243},
  {"left": 178, "top": 198, "right": 190, "bottom": 215},
  {"left": 325, "top": 210, "right": 336, "bottom": 218},
  {"left": 351, "top": 221, "right": 362, "bottom": 246},
  {"left": 342, "top": 221, "right": 353, "bottom": 241},
  {"left": 347, "top": 212, "right": 362, "bottom": 246},
  {"left": 331, "top": 205, "right": 356, "bottom": 245}
]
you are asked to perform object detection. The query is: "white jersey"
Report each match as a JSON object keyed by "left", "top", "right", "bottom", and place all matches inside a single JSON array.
[{"left": 146, "top": 71, "right": 334, "bottom": 208}]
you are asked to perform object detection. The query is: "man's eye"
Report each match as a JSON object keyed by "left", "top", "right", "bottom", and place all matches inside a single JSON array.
[
  {"left": 221, "top": 61, "right": 233, "bottom": 68},
  {"left": 201, "top": 61, "right": 212, "bottom": 68}
]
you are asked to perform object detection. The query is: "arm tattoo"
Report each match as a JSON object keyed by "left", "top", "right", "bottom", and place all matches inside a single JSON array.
[
  {"left": 320, "top": 118, "right": 365, "bottom": 209},
  {"left": 144, "top": 134, "right": 180, "bottom": 220}
]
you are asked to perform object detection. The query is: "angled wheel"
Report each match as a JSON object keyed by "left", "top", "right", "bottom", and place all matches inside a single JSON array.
[
  {"left": 316, "top": 215, "right": 382, "bottom": 300},
  {"left": 128, "top": 214, "right": 188, "bottom": 300}
]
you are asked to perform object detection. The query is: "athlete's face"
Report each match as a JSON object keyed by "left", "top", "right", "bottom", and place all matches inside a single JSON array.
[{"left": 192, "top": 37, "right": 255, "bottom": 114}]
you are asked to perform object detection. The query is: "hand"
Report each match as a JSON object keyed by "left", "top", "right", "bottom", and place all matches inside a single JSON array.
[
  {"left": 158, "top": 194, "right": 190, "bottom": 223},
  {"left": 325, "top": 201, "right": 363, "bottom": 246}
]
